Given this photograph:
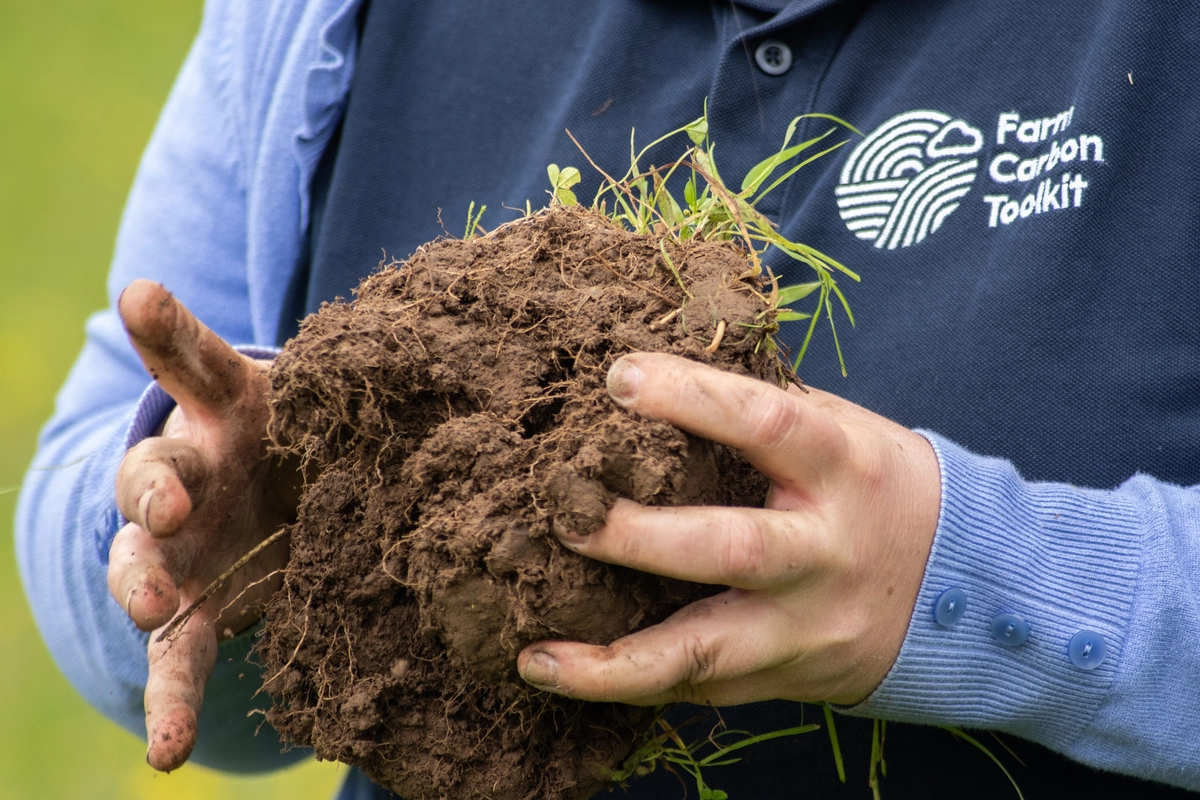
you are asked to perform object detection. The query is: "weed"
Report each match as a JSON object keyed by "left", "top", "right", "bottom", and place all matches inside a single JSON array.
[
  {"left": 464, "top": 200, "right": 488, "bottom": 239},
  {"left": 557, "top": 102, "right": 861, "bottom": 374},
  {"left": 605, "top": 713, "right": 820, "bottom": 800}
]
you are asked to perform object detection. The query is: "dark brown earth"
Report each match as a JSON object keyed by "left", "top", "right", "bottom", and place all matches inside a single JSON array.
[{"left": 257, "top": 206, "right": 786, "bottom": 800}]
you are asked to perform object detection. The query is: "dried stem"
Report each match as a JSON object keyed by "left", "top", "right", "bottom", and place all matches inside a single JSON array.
[{"left": 155, "top": 526, "right": 288, "bottom": 644}]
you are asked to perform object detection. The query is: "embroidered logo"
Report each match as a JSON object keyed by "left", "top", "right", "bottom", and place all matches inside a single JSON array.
[
  {"left": 835, "top": 110, "right": 983, "bottom": 250},
  {"left": 834, "top": 106, "right": 1106, "bottom": 247}
]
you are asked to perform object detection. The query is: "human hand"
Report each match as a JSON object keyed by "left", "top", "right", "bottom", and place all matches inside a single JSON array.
[
  {"left": 108, "top": 280, "right": 297, "bottom": 771},
  {"left": 517, "top": 352, "right": 940, "bottom": 707}
]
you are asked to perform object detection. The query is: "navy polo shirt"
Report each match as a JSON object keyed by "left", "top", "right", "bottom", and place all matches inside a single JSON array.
[{"left": 297, "top": 1, "right": 1200, "bottom": 798}]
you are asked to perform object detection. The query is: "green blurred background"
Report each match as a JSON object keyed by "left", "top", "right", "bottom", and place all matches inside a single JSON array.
[{"left": 0, "top": 1, "right": 343, "bottom": 797}]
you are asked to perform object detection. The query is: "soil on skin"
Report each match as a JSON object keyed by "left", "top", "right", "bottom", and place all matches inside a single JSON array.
[{"left": 258, "top": 207, "right": 784, "bottom": 800}]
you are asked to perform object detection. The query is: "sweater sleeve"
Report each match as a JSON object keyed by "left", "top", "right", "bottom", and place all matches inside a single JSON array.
[
  {"left": 850, "top": 432, "right": 1200, "bottom": 790},
  {"left": 13, "top": 0, "right": 306, "bottom": 774}
]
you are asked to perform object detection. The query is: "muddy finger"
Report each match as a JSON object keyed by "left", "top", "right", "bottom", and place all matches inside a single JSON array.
[
  {"left": 116, "top": 437, "right": 207, "bottom": 538},
  {"left": 145, "top": 605, "right": 218, "bottom": 772},
  {"left": 561, "top": 499, "right": 828, "bottom": 590},
  {"left": 108, "top": 523, "right": 198, "bottom": 631},
  {"left": 607, "top": 352, "right": 848, "bottom": 488},
  {"left": 517, "top": 590, "right": 788, "bottom": 705},
  {"left": 118, "top": 279, "right": 260, "bottom": 417}
]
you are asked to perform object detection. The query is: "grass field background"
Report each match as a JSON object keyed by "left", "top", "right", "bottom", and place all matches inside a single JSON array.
[{"left": 0, "top": 2, "right": 345, "bottom": 797}]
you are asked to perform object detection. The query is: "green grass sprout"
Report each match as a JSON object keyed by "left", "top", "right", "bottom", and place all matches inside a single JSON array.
[
  {"left": 823, "top": 702, "right": 847, "bottom": 784},
  {"left": 464, "top": 201, "right": 488, "bottom": 239},
  {"left": 557, "top": 103, "right": 861, "bottom": 374},
  {"left": 869, "top": 718, "right": 887, "bottom": 799},
  {"left": 943, "top": 727, "right": 1025, "bottom": 800},
  {"left": 605, "top": 714, "right": 820, "bottom": 800}
]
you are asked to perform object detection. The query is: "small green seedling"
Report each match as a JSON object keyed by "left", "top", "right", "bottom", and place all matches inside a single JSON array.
[
  {"left": 464, "top": 200, "right": 488, "bottom": 239},
  {"left": 546, "top": 163, "right": 582, "bottom": 206}
]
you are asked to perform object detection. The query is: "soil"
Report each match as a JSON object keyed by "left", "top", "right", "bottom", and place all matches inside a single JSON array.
[{"left": 257, "top": 206, "right": 785, "bottom": 799}]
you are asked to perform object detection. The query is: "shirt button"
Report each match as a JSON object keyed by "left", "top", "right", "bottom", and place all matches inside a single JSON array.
[
  {"left": 754, "top": 39, "right": 793, "bottom": 76},
  {"left": 933, "top": 588, "right": 967, "bottom": 627},
  {"left": 990, "top": 613, "right": 1030, "bottom": 647},
  {"left": 1068, "top": 630, "right": 1108, "bottom": 670}
]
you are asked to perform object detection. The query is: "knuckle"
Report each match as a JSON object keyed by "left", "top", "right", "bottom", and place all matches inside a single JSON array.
[
  {"left": 747, "top": 389, "right": 801, "bottom": 448},
  {"left": 682, "top": 632, "right": 716, "bottom": 684},
  {"left": 667, "top": 633, "right": 716, "bottom": 703},
  {"left": 717, "top": 515, "right": 772, "bottom": 585}
]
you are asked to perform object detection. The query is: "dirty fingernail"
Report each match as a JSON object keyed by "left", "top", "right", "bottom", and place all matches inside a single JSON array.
[
  {"left": 607, "top": 359, "right": 642, "bottom": 404},
  {"left": 551, "top": 520, "right": 587, "bottom": 548},
  {"left": 138, "top": 488, "right": 156, "bottom": 534},
  {"left": 522, "top": 651, "right": 560, "bottom": 689}
]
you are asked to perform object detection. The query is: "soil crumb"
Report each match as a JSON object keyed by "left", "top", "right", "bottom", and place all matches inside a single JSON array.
[{"left": 259, "top": 207, "right": 782, "bottom": 799}]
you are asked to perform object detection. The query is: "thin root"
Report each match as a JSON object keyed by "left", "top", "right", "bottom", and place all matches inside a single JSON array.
[
  {"left": 704, "top": 319, "right": 726, "bottom": 353},
  {"left": 650, "top": 307, "right": 682, "bottom": 331},
  {"left": 155, "top": 526, "right": 288, "bottom": 644}
]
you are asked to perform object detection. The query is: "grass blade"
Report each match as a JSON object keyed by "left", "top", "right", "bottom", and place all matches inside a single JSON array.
[
  {"left": 793, "top": 283, "right": 827, "bottom": 371},
  {"left": 797, "top": 111, "right": 864, "bottom": 136},
  {"left": 822, "top": 703, "right": 846, "bottom": 784},
  {"left": 740, "top": 127, "right": 837, "bottom": 194},
  {"left": 942, "top": 728, "right": 1025, "bottom": 800},
  {"left": 869, "top": 718, "right": 884, "bottom": 800},
  {"left": 776, "top": 281, "right": 821, "bottom": 306},
  {"left": 755, "top": 139, "right": 851, "bottom": 202},
  {"left": 830, "top": 281, "right": 856, "bottom": 327},
  {"left": 696, "top": 724, "right": 820, "bottom": 766},
  {"left": 825, "top": 292, "right": 847, "bottom": 377}
]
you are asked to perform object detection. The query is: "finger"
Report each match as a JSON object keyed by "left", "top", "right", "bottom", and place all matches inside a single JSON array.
[
  {"left": 560, "top": 499, "right": 830, "bottom": 590},
  {"left": 116, "top": 437, "right": 207, "bottom": 538},
  {"left": 118, "top": 279, "right": 256, "bottom": 418},
  {"left": 108, "top": 523, "right": 197, "bottom": 631},
  {"left": 607, "top": 353, "right": 847, "bottom": 488},
  {"left": 145, "top": 606, "right": 218, "bottom": 772},
  {"left": 518, "top": 590, "right": 790, "bottom": 705}
]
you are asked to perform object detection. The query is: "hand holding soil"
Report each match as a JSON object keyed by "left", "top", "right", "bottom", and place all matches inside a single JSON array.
[
  {"left": 109, "top": 279, "right": 297, "bottom": 771},
  {"left": 518, "top": 352, "right": 942, "bottom": 708}
]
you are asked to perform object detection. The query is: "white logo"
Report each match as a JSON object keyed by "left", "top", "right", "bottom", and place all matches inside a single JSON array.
[{"left": 836, "top": 110, "right": 983, "bottom": 249}]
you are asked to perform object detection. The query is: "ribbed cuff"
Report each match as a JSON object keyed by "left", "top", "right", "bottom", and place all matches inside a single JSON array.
[{"left": 849, "top": 432, "right": 1142, "bottom": 752}]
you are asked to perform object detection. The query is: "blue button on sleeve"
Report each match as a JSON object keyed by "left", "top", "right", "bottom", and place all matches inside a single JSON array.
[
  {"left": 847, "top": 432, "right": 1200, "bottom": 791},
  {"left": 847, "top": 434, "right": 1141, "bottom": 763},
  {"left": 934, "top": 588, "right": 968, "bottom": 627},
  {"left": 1068, "top": 630, "right": 1107, "bottom": 670},
  {"left": 991, "top": 613, "right": 1030, "bottom": 647}
]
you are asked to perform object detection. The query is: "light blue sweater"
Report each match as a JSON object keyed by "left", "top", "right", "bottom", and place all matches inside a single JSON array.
[{"left": 15, "top": 0, "right": 1200, "bottom": 790}]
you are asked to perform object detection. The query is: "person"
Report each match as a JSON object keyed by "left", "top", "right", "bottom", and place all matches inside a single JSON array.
[{"left": 17, "top": 0, "right": 1200, "bottom": 797}]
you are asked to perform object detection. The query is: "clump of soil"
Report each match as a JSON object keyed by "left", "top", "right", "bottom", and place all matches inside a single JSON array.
[{"left": 258, "top": 207, "right": 784, "bottom": 799}]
